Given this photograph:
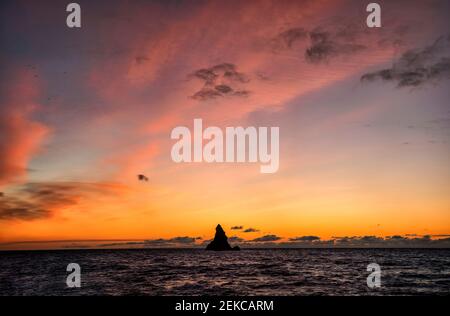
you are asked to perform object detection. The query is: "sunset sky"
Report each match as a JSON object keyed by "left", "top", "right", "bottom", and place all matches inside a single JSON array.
[{"left": 0, "top": 0, "right": 449, "bottom": 250}]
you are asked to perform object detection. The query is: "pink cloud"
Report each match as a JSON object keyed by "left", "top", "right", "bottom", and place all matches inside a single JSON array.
[
  {"left": 77, "top": 0, "right": 440, "bottom": 179},
  {"left": 0, "top": 69, "right": 49, "bottom": 186}
]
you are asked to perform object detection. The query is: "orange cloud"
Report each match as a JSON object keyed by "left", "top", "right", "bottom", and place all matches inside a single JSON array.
[
  {"left": 0, "top": 68, "right": 49, "bottom": 187},
  {"left": 0, "top": 181, "right": 129, "bottom": 221}
]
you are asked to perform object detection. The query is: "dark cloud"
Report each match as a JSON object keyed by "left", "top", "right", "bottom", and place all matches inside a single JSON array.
[
  {"left": 168, "top": 236, "right": 197, "bottom": 244},
  {"left": 189, "top": 63, "right": 250, "bottom": 101},
  {"left": 0, "top": 183, "right": 77, "bottom": 220},
  {"left": 252, "top": 234, "right": 282, "bottom": 242},
  {"left": 62, "top": 244, "right": 92, "bottom": 249},
  {"left": 305, "top": 29, "right": 366, "bottom": 63},
  {"left": 138, "top": 174, "right": 149, "bottom": 182},
  {"left": 192, "top": 68, "right": 218, "bottom": 86},
  {"left": 328, "top": 235, "right": 450, "bottom": 248},
  {"left": 0, "top": 182, "right": 123, "bottom": 221},
  {"left": 232, "top": 233, "right": 446, "bottom": 248},
  {"left": 99, "top": 241, "right": 144, "bottom": 247},
  {"left": 232, "top": 90, "right": 251, "bottom": 97},
  {"left": 143, "top": 239, "right": 168, "bottom": 246},
  {"left": 289, "top": 236, "right": 320, "bottom": 242},
  {"left": 215, "top": 63, "right": 249, "bottom": 83},
  {"left": 334, "top": 236, "right": 384, "bottom": 245},
  {"left": 98, "top": 236, "right": 200, "bottom": 248},
  {"left": 61, "top": 235, "right": 450, "bottom": 248},
  {"left": 0, "top": 205, "right": 50, "bottom": 221},
  {"left": 272, "top": 27, "right": 308, "bottom": 49},
  {"left": 231, "top": 226, "right": 243, "bottom": 230},
  {"left": 243, "top": 227, "right": 259, "bottom": 233},
  {"left": 272, "top": 23, "right": 366, "bottom": 63},
  {"left": 215, "top": 84, "right": 233, "bottom": 94},
  {"left": 3, "top": 234, "right": 449, "bottom": 249},
  {"left": 228, "top": 236, "right": 244, "bottom": 243},
  {"left": 143, "top": 236, "right": 199, "bottom": 247},
  {"left": 191, "top": 88, "right": 223, "bottom": 101},
  {"left": 361, "top": 36, "right": 450, "bottom": 87}
]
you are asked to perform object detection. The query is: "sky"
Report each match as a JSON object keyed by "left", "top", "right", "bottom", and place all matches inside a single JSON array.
[{"left": 0, "top": 0, "right": 449, "bottom": 250}]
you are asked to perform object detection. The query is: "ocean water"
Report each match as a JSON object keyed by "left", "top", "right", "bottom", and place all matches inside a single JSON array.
[{"left": 0, "top": 249, "right": 449, "bottom": 296}]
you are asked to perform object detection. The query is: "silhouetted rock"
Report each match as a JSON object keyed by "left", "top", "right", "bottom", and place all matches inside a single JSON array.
[{"left": 206, "top": 224, "right": 240, "bottom": 251}]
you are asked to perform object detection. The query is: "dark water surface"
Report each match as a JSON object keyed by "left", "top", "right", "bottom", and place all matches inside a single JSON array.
[{"left": 0, "top": 249, "right": 449, "bottom": 295}]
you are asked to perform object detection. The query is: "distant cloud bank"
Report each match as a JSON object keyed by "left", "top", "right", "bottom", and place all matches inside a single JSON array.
[{"left": 2, "top": 234, "right": 449, "bottom": 250}]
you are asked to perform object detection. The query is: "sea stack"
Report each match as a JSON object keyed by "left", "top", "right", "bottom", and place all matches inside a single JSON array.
[{"left": 206, "top": 224, "right": 240, "bottom": 251}]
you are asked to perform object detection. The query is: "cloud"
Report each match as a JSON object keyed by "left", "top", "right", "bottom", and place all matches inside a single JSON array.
[
  {"left": 189, "top": 63, "right": 251, "bottom": 101},
  {"left": 305, "top": 28, "right": 366, "bottom": 64},
  {"left": 137, "top": 174, "right": 149, "bottom": 182},
  {"left": 97, "top": 236, "right": 201, "bottom": 248},
  {"left": 213, "top": 63, "right": 249, "bottom": 83},
  {"left": 0, "top": 182, "right": 125, "bottom": 221},
  {"left": 361, "top": 36, "right": 450, "bottom": 87},
  {"left": 272, "top": 22, "right": 367, "bottom": 63},
  {"left": 62, "top": 244, "right": 92, "bottom": 249},
  {"left": 328, "top": 235, "right": 450, "bottom": 248},
  {"left": 242, "top": 234, "right": 450, "bottom": 248},
  {"left": 145, "top": 236, "right": 198, "bottom": 245},
  {"left": 98, "top": 241, "right": 144, "bottom": 247},
  {"left": 243, "top": 227, "right": 259, "bottom": 233},
  {"left": 252, "top": 234, "right": 282, "bottom": 242},
  {"left": 289, "top": 235, "right": 320, "bottom": 242},
  {"left": 228, "top": 236, "right": 244, "bottom": 243},
  {"left": 214, "top": 84, "right": 233, "bottom": 94},
  {"left": 167, "top": 236, "right": 198, "bottom": 244},
  {"left": 142, "top": 236, "right": 200, "bottom": 247},
  {"left": 0, "top": 68, "right": 49, "bottom": 186},
  {"left": 241, "top": 234, "right": 450, "bottom": 248},
  {"left": 2, "top": 234, "right": 449, "bottom": 250},
  {"left": 0, "top": 183, "right": 76, "bottom": 220},
  {"left": 0, "top": 204, "right": 50, "bottom": 221},
  {"left": 191, "top": 88, "right": 223, "bottom": 100},
  {"left": 272, "top": 27, "right": 308, "bottom": 49},
  {"left": 231, "top": 226, "right": 243, "bottom": 230},
  {"left": 334, "top": 235, "right": 384, "bottom": 245}
]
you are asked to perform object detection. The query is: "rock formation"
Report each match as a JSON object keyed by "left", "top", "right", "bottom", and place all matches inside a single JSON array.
[{"left": 206, "top": 224, "right": 240, "bottom": 251}]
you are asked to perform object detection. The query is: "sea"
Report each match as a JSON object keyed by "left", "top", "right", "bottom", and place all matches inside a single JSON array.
[{"left": 0, "top": 248, "right": 449, "bottom": 296}]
